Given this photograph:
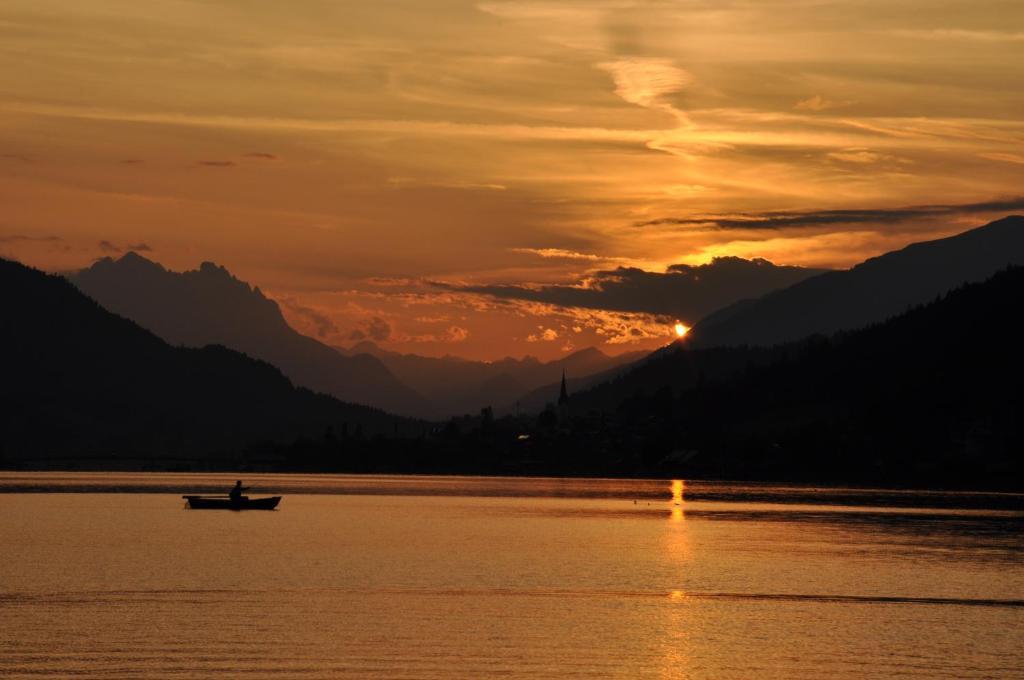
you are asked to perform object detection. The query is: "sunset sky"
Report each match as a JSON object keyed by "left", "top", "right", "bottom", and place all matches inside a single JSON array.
[{"left": 2, "top": 0, "right": 1023, "bottom": 360}]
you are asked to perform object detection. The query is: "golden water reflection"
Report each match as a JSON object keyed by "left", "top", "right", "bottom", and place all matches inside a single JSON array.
[
  {"left": 1, "top": 476, "right": 1020, "bottom": 678},
  {"left": 671, "top": 479, "right": 684, "bottom": 522}
]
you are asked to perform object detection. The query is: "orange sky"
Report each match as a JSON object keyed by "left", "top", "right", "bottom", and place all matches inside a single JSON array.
[{"left": 2, "top": 1, "right": 1023, "bottom": 360}]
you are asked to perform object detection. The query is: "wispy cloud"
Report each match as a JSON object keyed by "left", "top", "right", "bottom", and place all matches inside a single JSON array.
[
  {"left": 826, "top": 148, "right": 899, "bottom": 164},
  {"left": 4, "top": 102, "right": 1021, "bottom": 164},
  {"left": 98, "top": 240, "right": 153, "bottom": 254},
  {"left": 597, "top": 57, "right": 691, "bottom": 123},
  {"left": 979, "top": 152, "right": 1024, "bottom": 165},
  {"left": 511, "top": 247, "right": 609, "bottom": 261},
  {"left": 794, "top": 95, "right": 846, "bottom": 112},
  {"left": 0, "top": 234, "right": 62, "bottom": 244},
  {"left": 395, "top": 325, "right": 470, "bottom": 344},
  {"left": 387, "top": 176, "right": 507, "bottom": 191},
  {"left": 637, "top": 197, "right": 1024, "bottom": 230},
  {"left": 887, "top": 29, "right": 1024, "bottom": 42},
  {"left": 4, "top": 0, "right": 1024, "bottom": 360}
]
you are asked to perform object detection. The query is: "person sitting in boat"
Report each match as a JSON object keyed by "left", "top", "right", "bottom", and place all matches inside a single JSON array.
[{"left": 229, "top": 480, "right": 249, "bottom": 502}]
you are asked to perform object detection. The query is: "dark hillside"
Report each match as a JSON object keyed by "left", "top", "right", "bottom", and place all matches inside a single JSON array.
[{"left": 0, "top": 258, "right": 416, "bottom": 467}]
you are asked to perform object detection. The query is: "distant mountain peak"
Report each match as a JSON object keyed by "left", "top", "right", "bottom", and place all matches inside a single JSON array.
[
  {"left": 96, "top": 254, "right": 247, "bottom": 288},
  {"left": 185, "top": 261, "right": 271, "bottom": 302},
  {"left": 349, "top": 340, "right": 383, "bottom": 354},
  {"left": 119, "top": 250, "right": 157, "bottom": 265},
  {"left": 92, "top": 251, "right": 166, "bottom": 274},
  {"left": 77, "top": 255, "right": 271, "bottom": 323},
  {"left": 71, "top": 254, "right": 433, "bottom": 417},
  {"left": 198, "top": 260, "right": 230, "bottom": 276}
]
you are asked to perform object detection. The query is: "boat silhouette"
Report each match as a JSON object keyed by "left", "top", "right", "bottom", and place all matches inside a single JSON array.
[{"left": 182, "top": 495, "right": 281, "bottom": 510}]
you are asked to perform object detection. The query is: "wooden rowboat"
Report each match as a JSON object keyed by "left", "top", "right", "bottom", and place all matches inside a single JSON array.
[{"left": 182, "top": 495, "right": 281, "bottom": 510}]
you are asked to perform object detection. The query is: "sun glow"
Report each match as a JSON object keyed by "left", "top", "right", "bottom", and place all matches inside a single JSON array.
[
  {"left": 674, "top": 322, "right": 689, "bottom": 338},
  {"left": 670, "top": 479, "right": 684, "bottom": 521}
]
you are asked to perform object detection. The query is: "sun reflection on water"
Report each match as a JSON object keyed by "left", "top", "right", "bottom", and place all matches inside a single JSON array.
[{"left": 670, "top": 479, "right": 684, "bottom": 521}]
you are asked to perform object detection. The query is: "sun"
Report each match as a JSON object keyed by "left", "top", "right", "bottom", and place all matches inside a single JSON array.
[{"left": 674, "top": 322, "right": 689, "bottom": 338}]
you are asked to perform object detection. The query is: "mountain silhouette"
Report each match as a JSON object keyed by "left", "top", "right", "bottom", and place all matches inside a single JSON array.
[
  {"left": 340, "top": 341, "right": 645, "bottom": 415},
  {"left": 502, "top": 350, "right": 652, "bottom": 414},
  {"left": 72, "top": 253, "right": 434, "bottom": 418},
  {"left": 542, "top": 342, "right": 778, "bottom": 416},
  {"left": 690, "top": 216, "right": 1024, "bottom": 348},
  {"left": 6, "top": 253, "right": 1020, "bottom": 485},
  {"left": 578, "top": 266, "right": 1023, "bottom": 485},
  {"left": 0, "top": 258, "right": 416, "bottom": 467}
]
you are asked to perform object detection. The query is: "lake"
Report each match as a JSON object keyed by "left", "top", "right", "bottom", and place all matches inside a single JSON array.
[{"left": 1, "top": 473, "right": 1021, "bottom": 678}]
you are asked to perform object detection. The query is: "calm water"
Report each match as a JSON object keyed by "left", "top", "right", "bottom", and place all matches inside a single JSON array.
[{"left": 1, "top": 473, "right": 1021, "bottom": 679}]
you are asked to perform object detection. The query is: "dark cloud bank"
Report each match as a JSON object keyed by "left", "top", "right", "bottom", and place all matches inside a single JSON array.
[
  {"left": 638, "top": 197, "right": 1024, "bottom": 230},
  {"left": 439, "top": 257, "right": 828, "bottom": 322}
]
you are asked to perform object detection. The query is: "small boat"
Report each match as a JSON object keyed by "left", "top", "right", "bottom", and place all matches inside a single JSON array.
[{"left": 182, "top": 495, "right": 281, "bottom": 510}]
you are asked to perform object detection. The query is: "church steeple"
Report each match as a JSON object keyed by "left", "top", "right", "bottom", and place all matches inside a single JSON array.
[{"left": 557, "top": 369, "right": 571, "bottom": 424}]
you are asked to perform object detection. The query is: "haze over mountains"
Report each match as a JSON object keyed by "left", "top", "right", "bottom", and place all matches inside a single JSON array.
[
  {"left": 690, "top": 215, "right": 1024, "bottom": 348},
  {"left": 66, "top": 217, "right": 1024, "bottom": 424},
  {"left": 73, "top": 253, "right": 433, "bottom": 418},
  {"left": 72, "top": 253, "right": 651, "bottom": 418},
  {"left": 340, "top": 341, "right": 645, "bottom": 416},
  {"left": 2, "top": 216, "right": 1023, "bottom": 485},
  {"left": 0, "top": 258, "right": 415, "bottom": 467}
]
